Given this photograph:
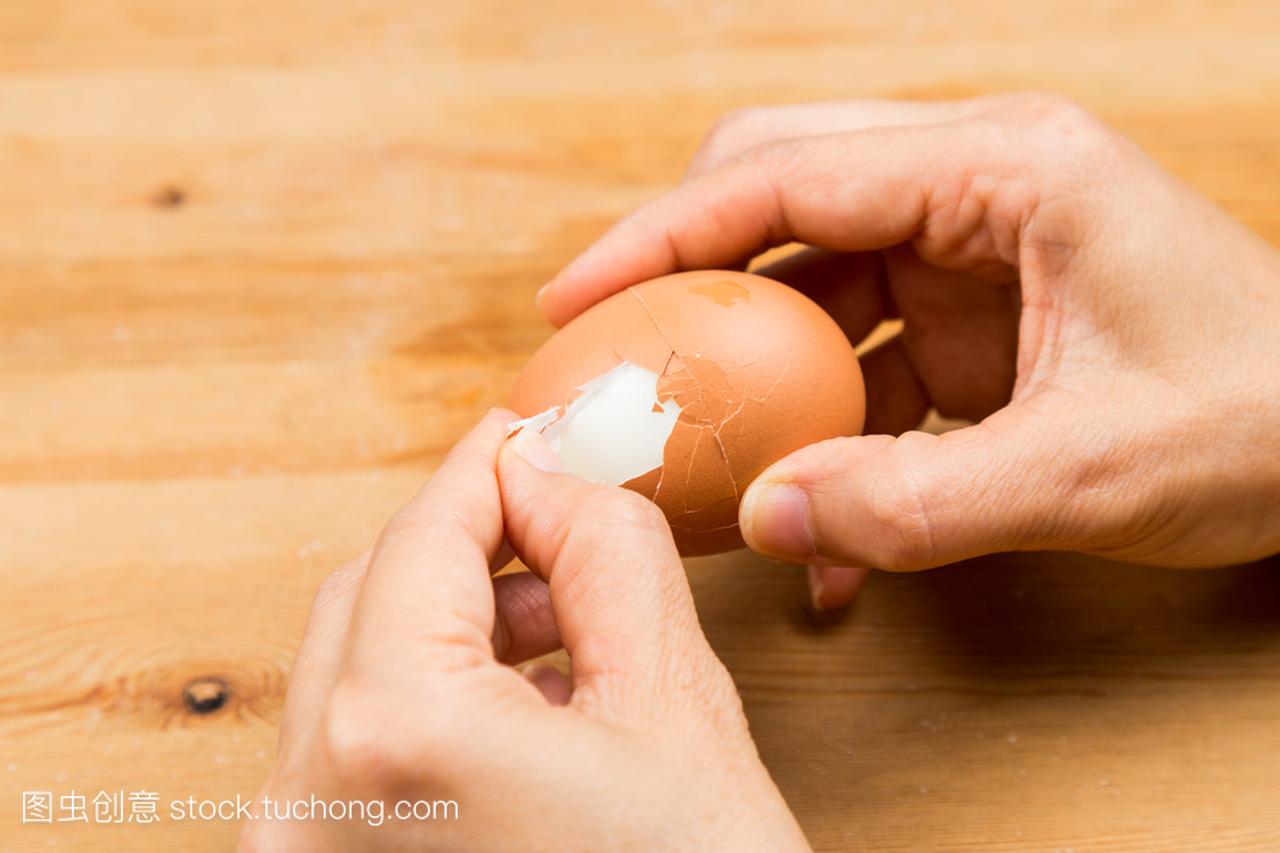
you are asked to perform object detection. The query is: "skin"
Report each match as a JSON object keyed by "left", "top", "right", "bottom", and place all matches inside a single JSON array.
[
  {"left": 538, "top": 93, "right": 1280, "bottom": 608},
  {"left": 247, "top": 96, "right": 1280, "bottom": 847},
  {"left": 240, "top": 411, "right": 808, "bottom": 852}
]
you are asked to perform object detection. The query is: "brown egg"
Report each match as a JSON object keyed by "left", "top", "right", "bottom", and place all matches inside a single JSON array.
[{"left": 508, "top": 270, "right": 865, "bottom": 555}]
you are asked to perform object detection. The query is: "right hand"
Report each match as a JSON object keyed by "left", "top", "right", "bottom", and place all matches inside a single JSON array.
[{"left": 538, "top": 94, "right": 1280, "bottom": 605}]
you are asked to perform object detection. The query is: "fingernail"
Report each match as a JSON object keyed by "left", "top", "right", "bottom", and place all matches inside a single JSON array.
[
  {"left": 534, "top": 283, "right": 549, "bottom": 307},
  {"left": 741, "top": 482, "right": 815, "bottom": 558},
  {"left": 522, "top": 663, "right": 572, "bottom": 706},
  {"left": 509, "top": 428, "right": 565, "bottom": 473},
  {"left": 806, "top": 564, "right": 826, "bottom": 610},
  {"left": 807, "top": 565, "right": 870, "bottom": 612}
]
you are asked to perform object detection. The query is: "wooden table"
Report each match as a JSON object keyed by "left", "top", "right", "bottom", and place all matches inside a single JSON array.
[{"left": 3, "top": 2, "right": 1279, "bottom": 849}]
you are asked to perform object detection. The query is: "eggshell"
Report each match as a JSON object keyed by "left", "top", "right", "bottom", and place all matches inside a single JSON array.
[{"left": 508, "top": 270, "right": 865, "bottom": 555}]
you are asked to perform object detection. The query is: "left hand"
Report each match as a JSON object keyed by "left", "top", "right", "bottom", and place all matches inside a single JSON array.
[{"left": 240, "top": 410, "right": 807, "bottom": 852}]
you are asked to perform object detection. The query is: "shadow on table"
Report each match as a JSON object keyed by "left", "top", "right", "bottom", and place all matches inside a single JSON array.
[{"left": 687, "top": 549, "right": 1280, "bottom": 849}]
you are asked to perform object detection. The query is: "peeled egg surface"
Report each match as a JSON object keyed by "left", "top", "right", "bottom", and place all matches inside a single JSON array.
[{"left": 508, "top": 270, "right": 865, "bottom": 555}]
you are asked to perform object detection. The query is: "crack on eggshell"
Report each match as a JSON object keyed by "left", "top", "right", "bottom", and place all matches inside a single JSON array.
[
  {"left": 679, "top": 423, "right": 704, "bottom": 513},
  {"left": 709, "top": 431, "right": 737, "bottom": 501},
  {"left": 632, "top": 297, "right": 685, "bottom": 498},
  {"left": 628, "top": 286, "right": 794, "bottom": 524},
  {"left": 629, "top": 290, "right": 683, "bottom": 506},
  {"left": 629, "top": 288, "right": 674, "bottom": 348},
  {"left": 650, "top": 350, "right": 683, "bottom": 506},
  {"left": 670, "top": 519, "right": 741, "bottom": 534},
  {"left": 713, "top": 353, "right": 785, "bottom": 435},
  {"left": 657, "top": 353, "right": 734, "bottom": 514}
]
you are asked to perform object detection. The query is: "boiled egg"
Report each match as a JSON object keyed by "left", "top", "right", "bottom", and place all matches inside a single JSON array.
[{"left": 508, "top": 270, "right": 864, "bottom": 555}]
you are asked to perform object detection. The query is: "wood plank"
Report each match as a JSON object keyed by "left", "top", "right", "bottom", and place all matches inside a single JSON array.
[{"left": 3, "top": 1, "right": 1279, "bottom": 849}]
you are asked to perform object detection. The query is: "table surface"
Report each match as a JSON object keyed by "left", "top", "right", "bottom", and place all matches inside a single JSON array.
[{"left": 3, "top": 1, "right": 1280, "bottom": 849}]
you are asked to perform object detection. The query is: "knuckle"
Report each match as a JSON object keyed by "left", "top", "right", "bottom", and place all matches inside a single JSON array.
[
  {"left": 702, "top": 106, "right": 761, "bottom": 149},
  {"left": 555, "top": 489, "right": 672, "bottom": 575},
  {"left": 748, "top": 136, "right": 803, "bottom": 172},
  {"left": 584, "top": 488, "right": 668, "bottom": 534},
  {"left": 864, "top": 456, "right": 937, "bottom": 572},
  {"left": 321, "top": 683, "right": 424, "bottom": 793},
  {"left": 376, "top": 505, "right": 421, "bottom": 548},
  {"left": 690, "top": 106, "right": 769, "bottom": 176},
  {"left": 679, "top": 657, "right": 753, "bottom": 736},
  {"left": 377, "top": 505, "right": 478, "bottom": 564},
  {"left": 1003, "top": 92, "right": 1115, "bottom": 165},
  {"left": 1001, "top": 92, "right": 1087, "bottom": 125},
  {"left": 314, "top": 558, "right": 365, "bottom": 603},
  {"left": 381, "top": 501, "right": 438, "bottom": 540}
]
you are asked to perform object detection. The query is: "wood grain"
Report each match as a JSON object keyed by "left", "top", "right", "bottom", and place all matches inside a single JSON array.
[{"left": 2, "top": 1, "right": 1279, "bottom": 849}]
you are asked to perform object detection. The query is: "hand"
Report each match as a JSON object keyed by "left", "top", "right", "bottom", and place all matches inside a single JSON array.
[
  {"left": 240, "top": 411, "right": 808, "bottom": 852},
  {"left": 538, "top": 94, "right": 1280, "bottom": 606}
]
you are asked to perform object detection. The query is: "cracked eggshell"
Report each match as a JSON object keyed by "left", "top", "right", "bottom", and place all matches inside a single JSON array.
[{"left": 508, "top": 270, "right": 865, "bottom": 555}]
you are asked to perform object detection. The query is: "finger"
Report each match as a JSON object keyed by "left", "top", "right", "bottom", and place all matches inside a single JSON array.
[
  {"left": 491, "top": 571, "right": 561, "bottom": 665},
  {"left": 343, "top": 409, "right": 512, "bottom": 682},
  {"left": 539, "top": 119, "right": 1025, "bottom": 327},
  {"left": 859, "top": 333, "right": 931, "bottom": 436},
  {"left": 685, "top": 96, "right": 1014, "bottom": 180},
  {"left": 739, "top": 404, "right": 1076, "bottom": 571},
  {"left": 753, "top": 248, "right": 892, "bottom": 345},
  {"left": 277, "top": 552, "right": 369, "bottom": 746},
  {"left": 807, "top": 564, "right": 871, "bottom": 612},
  {"left": 523, "top": 664, "right": 572, "bottom": 706},
  {"left": 882, "top": 246, "right": 1018, "bottom": 421},
  {"left": 497, "top": 428, "right": 712, "bottom": 702},
  {"left": 490, "top": 537, "right": 516, "bottom": 573}
]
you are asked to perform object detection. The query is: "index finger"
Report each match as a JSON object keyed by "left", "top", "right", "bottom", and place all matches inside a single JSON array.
[
  {"left": 342, "top": 409, "right": 512, "bottom": 682},
  {"left": 683, "top": 95, "right": 1016, "bottom": 181},
  {"left": 537, "top": 117, "right": 1028, "bottom": 327}
]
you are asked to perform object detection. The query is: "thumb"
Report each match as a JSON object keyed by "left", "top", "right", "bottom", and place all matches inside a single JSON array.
[
  {"left": 739, "top": 411, "right": 1073, "bottom": 571},
  {"left": 497, "top": 427, "right": 716, "bottom": 705}
]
